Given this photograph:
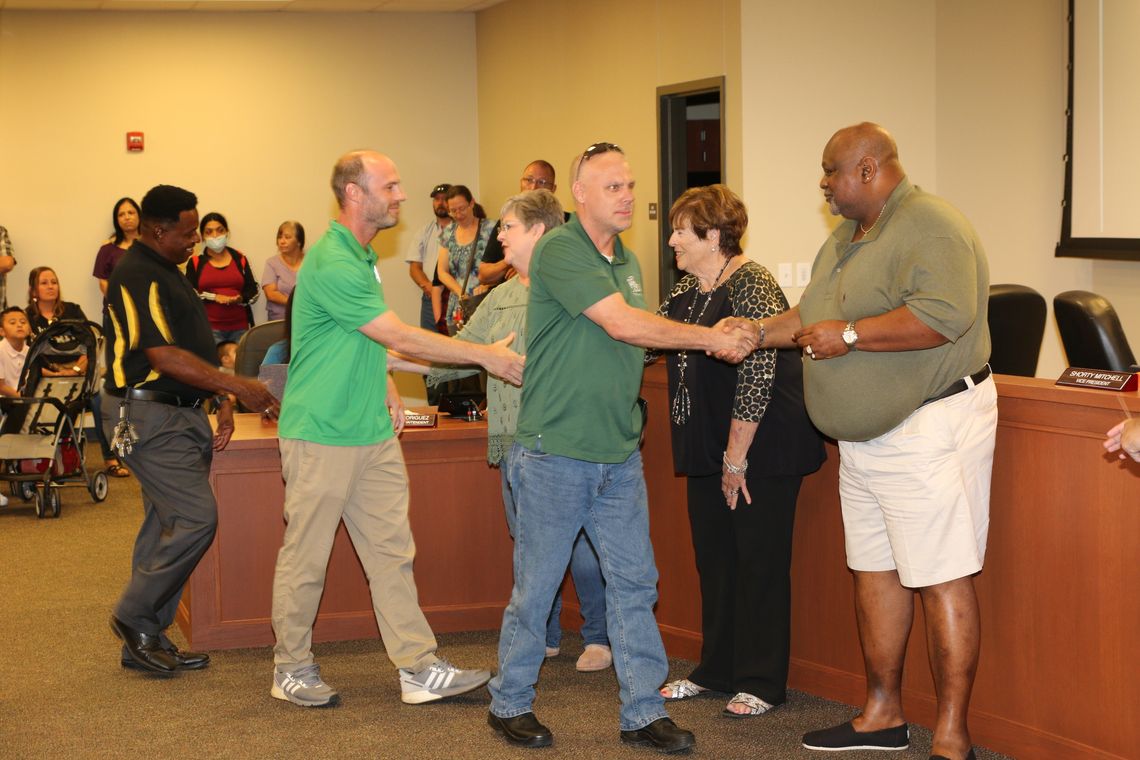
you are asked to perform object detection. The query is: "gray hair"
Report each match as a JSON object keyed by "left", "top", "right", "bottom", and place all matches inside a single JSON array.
[{"left": 500, "top": 189, "right": 564, "bottom": 233}]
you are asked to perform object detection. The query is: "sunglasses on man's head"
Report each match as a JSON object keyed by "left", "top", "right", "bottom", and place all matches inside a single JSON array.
[{"left": 575, "top": 142, "right": 623, "bottom": 180}]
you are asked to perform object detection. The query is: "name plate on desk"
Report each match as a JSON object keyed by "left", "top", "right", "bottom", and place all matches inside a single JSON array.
[
  {"left": 1055, "top": 367, "right": 1138, "bottom": 391},
  {"left": 403, "top": 410, "right": 437, "bottom": 427}
]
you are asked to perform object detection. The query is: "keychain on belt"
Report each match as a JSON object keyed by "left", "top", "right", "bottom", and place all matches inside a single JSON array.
[{"left": 110, "top": 401, "right": 140, "bottom": 457}]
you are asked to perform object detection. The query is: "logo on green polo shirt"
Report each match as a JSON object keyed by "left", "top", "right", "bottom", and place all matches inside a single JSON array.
[{"left": 625, "top": 275, "right": 642, "bottom": 295}]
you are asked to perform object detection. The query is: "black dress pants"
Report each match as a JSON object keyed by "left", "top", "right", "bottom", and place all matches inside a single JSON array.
[
  {"left": 103, "top": 399, "right": 217, "bottom": 634},
  {"left": 685, "top": 471, "right": 802, "bottom": 704}
]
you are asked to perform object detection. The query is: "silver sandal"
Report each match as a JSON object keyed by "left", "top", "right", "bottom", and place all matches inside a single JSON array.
[
  {"left": 660, "top": 678, "right": 708, "bottom": 700},
  {"left": 721, "top": 692, "right": 775, "bottom": 718}
]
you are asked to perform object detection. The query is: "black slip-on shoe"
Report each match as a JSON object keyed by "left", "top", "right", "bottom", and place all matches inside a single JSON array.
[{"left": 802, "top": 720, "right": 909, "bottom": 751}]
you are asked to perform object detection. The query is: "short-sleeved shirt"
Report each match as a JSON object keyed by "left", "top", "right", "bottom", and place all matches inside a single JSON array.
[
  {"left": 277, "top": 220, "right": 392, "bottom": 446},
  {"left": 93, "top": 242, "right": 128, "bottom": 282},
  {"left": 403, "top": 218, "right": 449, "bottom": 282},
  {"left": 798, "top": 179, "right": 990, "bottom": 442},
  {"left": 261, "top": 255, "right": 300, "bottom": 321},
  {"left": 102, "top": 240, "right": 218, "bottom": 402},
  {"left": 0, "top": 339, "right": 28, "bottom": 391},
  {"left": 515, "top": 216, "right": 647, "bottom": 463}
]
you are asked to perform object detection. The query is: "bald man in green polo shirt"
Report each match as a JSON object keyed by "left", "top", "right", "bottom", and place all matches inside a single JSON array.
[{"left": 269, "top": 150, "right": 524, "bottom": 709}]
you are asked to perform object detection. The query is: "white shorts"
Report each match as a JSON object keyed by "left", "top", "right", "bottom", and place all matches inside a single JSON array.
[{"left": 838, "top": 375, "right": 998, "bottom": 588}]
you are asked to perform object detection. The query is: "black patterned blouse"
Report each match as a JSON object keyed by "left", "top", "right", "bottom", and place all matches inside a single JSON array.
[{"left": 651, "top": 260, "right": 824, "bottom": 478}]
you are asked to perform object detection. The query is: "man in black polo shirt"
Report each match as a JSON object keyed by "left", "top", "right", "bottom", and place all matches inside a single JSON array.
[{"left": 103, "top": 184, "right": 278, "bottom": 675}]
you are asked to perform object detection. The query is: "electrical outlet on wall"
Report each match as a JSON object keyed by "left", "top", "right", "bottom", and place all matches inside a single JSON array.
[
  {"left": 777, "top": 263, "right": 793, "bottom": 288},
  {"left": 796, "top": 262, "right": 812, "bottom": 287}
]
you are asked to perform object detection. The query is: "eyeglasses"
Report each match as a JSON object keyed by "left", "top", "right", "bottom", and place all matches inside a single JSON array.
[
  {"left": 500, "top": 221, "right": 525, "bottom": 233},
  {"left": 521, "top": 175, "right": 553, "bottom": 189},
  {"left": 448, "top": 203, "right": 470, "bottom": 216},
  {"left": 575, "top": 142, "right": 623, "bottom": 180}
]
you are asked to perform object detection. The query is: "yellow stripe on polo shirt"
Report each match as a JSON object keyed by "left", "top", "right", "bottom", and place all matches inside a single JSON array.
[
  {"left": 107, "top": 305, "right": 127, "bottom": 388},
  {"left": 119, "top": 284, "right": 140, "bottom": 351},
  {"left": 148, "top": 282, "right": 174, "bottom": 344}
]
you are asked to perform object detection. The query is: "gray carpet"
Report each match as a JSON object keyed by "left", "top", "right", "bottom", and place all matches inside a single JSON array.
[{"left": 0, "top": 448, "right": 1010, "bottom": 759}]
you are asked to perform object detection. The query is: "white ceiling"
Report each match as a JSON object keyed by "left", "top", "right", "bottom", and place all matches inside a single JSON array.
[{"left": 0, "top": 0, "right": 506, "bottom": 11}]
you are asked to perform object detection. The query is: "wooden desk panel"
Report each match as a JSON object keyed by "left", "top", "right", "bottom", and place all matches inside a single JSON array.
[
  {"left": 177, "top": 413, "right": 511, "bottom": 650},
  {"left": 779, "top": 375, "right": 1140, "bottom": 760}
]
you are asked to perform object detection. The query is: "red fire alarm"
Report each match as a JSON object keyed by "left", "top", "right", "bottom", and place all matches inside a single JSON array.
[{"left": 126, "top": 132, "right": 144, "bottom": 152}]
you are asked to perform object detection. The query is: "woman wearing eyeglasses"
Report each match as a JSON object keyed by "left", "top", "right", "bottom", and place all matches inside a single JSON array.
[
  {"left": 435, "top": 185, "right": 495, "bottom": 334},
  {"left": 651, "top": 185, "right": 824, "bottom": 718},
  {"left": 397, "top": 189, "right": 612, "bottom": 671}
]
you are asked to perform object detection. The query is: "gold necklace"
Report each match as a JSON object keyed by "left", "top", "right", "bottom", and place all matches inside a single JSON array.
[{"left": 859, "top": 202, "right": 887, "bottom": 235}]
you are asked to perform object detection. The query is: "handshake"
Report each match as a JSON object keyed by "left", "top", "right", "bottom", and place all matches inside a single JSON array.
[{"left": 709, "top": 317, "right": 761, "bottom": 364}]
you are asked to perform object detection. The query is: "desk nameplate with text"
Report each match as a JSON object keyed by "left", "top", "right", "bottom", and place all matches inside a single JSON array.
[{"left": 1055, "top": 367, "right": 1138, "bottom": 391}]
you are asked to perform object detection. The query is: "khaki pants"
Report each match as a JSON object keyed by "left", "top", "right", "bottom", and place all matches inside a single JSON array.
[{"left": 271, "top": 437, "right": 437, "bottom": 672}]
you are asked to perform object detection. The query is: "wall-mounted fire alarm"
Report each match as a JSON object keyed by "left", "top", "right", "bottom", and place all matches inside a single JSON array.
[{"left": 126, "top": 132, "right": 144, "bottom": 152}]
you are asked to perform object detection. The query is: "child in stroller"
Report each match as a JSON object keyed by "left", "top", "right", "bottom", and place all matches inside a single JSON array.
[{"left": 0, "top": 318, "right": 109, "bottom": 518}]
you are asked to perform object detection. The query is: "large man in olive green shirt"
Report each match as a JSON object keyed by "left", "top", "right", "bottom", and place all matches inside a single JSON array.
[{"left": 760, "top": 124, "right": 995, "bottom": 760}]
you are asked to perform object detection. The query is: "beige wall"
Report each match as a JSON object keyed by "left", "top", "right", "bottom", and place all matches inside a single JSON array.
[
  {"left": 0, "top": 10, "right": 478, "bottom": 346},
  {"left": 739, "top": 0, "right": 938, "bottom": 306},
  {"left": 475, "top": 0, "right": 742, "bottom": 307}
]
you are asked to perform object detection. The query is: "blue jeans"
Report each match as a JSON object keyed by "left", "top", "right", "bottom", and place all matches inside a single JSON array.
[
  {"left": 419, "top": 293, "right": 436, "bottom": 332},
  {"left": 499, "top": 450, "right": 608, "bottom": 650},
  {"left": 489, "top": 442, "right": 668, "bottom": 731}
]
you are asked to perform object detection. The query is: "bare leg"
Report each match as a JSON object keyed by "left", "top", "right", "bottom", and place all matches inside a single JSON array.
[
  {"left": 851, "top": 569, "right": 913, "bottom": 732},
  {"left": 918, "top": 576, "right": 979, "bottom": 760}
]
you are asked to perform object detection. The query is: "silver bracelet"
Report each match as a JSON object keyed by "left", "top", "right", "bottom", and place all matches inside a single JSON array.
[
  {"left": 722, "top": 451, "right": 748, "bottom": 475},
  {"left": 757, "top": 320, "right": 766, "bottom": 347}
]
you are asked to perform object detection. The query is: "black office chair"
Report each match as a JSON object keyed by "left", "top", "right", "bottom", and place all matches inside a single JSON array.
[
  {"left": 987, "top": 284, "right": 1046, "bottom": 376},
  {"left": 1053, "top": 290, "right": 1139, "bottom": 372},
  {"left": 234, "top": 320, "right": 286, "bottom": 379}
]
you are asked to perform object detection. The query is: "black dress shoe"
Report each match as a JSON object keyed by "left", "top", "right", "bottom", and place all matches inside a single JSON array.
[
  {"left": 121, "top": 644, "right": 210, "bottom": 671},
  {"left": 487, "top": 711, "right": 554, "bottom": 748},
  {"left": 620, "top": 717, "right": 696, "bottom": 754},
  {"left": 109, "top": 616, "right": 178, "bottom": 674}
]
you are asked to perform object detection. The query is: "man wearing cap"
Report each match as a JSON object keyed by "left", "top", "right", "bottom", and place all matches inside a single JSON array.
[{"left": 406, "top": 183, "right": 452, "bottom": 332}]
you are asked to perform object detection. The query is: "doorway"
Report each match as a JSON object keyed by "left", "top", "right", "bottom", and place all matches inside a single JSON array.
[{"left": 657, "top": 77, "right": 725, "bottom": 297}]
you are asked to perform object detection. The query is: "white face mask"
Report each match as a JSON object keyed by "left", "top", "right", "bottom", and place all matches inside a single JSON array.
[{"left": 204, "top": 234, "right": 228, "bottom": 253}]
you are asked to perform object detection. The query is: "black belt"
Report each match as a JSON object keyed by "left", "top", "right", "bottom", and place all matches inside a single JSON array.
[
  {"left": 106, "top": 387, "right": 206, "bottom": 409},
  {"left": 923, "top": 365, "right": 991, "bottom": 406}
]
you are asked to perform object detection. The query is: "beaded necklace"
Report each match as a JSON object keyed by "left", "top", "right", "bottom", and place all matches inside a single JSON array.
[{"left": 671, "top": 257, "right": 732, "bottom": 425}]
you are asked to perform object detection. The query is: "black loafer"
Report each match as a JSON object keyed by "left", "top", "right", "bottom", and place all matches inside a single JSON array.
[
  {"left": 802, "top": 720, "right": 909, "bottom": 751},
  {"left": 121, "top": 644, "right": 210, "bottom": 671},
  {"left": 109, "top": 616, "right": 178, "bottom": 674},
  {"left": 487, "top": 711, "right": 553, "bottom": 748},
  {"left": 620, "top": 717, "right": 695, "bottom": 754}
]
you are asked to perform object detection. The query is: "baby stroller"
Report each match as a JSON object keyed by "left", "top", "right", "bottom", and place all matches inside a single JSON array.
[{"left": 0, "top": 319, "right": 109, "bottom": 518}]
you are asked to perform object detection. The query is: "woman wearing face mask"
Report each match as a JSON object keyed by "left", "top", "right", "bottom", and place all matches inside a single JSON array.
[{"left": 184, "top": 211, "right": 259, "bottom": 344}]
